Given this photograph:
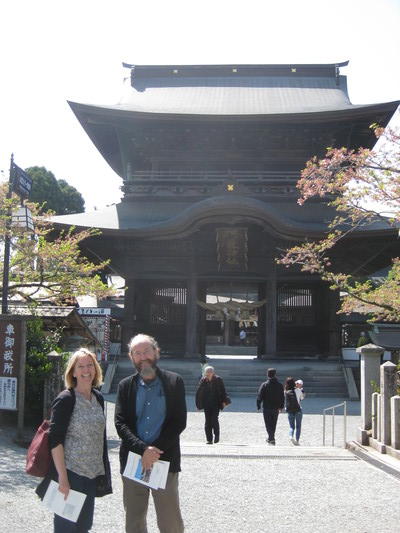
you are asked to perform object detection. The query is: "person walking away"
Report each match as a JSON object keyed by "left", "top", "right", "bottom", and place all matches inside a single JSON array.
[
  {"left": 257, "top": 368, "right": 284, "bottom": 445},
  {"left": 196, "top": 365, "right": 230, "bottom": 444},
  {"left": 115, "top": 334, "right": 187, "bottom": 533},
  {"left": 36, "top": 348, "right": 112, "bottom": 532},
  {"left": 284, "top": 377, "right": 303, "bottom": 445}
]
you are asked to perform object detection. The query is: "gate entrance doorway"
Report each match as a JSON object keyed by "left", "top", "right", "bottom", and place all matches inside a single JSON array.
[{"left": 200, "top": 283, "right": 262, "bottom": 349}]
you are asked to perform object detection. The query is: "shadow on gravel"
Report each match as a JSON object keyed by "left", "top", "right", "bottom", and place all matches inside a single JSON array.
[{"left": 0, "top": 428, "right": 40, "bottom": 492}]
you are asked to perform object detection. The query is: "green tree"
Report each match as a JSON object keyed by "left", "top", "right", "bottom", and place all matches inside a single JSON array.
[
  {"left": 278, "top": 118, "right": 400, "bottom": 323},
  {"left": 25, "top": 315, "right": 67, "bottom": 423},
  {"left": 25, "top": 166, "right": 85, "bottom": 215},
  {"left": 58, "top": 179, "right": 85, "bottom": 214},
  {"left": 0, "top": 181, "right": 114, "bottom": 305}
]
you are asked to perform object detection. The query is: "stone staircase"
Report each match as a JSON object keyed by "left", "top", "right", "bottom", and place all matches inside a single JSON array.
[{"left": 110, "top": 356, "right": 348, "bottom": 398}]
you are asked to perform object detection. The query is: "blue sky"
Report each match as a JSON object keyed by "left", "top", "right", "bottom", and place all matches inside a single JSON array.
[{"left": 0, "top": 0, "right": 399, "bottom": 211}]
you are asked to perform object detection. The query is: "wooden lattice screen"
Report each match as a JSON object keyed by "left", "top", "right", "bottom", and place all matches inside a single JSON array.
[
  {"left": 150, "top": 287, "right": 187, "bottom": 325},
  {"left": 277, "top": 288, "right": 315, "bottom": 326}
]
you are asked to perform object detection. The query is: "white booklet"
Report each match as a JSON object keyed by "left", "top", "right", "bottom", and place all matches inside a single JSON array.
[
  {"left": 123, "top": 451, "right": 170, "bottom": 490},
  {"left": 43, "top": 480, "right": 87, "bottom": 523}
]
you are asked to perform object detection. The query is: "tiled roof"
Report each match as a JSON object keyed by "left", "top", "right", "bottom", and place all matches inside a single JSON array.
[
  {"left": 7, "top": 305, "right": 100, "bottom": 345},
  {"left": 115, "top": 64, "right": 352, "bottom": 115},
  {"left": 70, "top": 62, "right": 395, "bottom": 117}
]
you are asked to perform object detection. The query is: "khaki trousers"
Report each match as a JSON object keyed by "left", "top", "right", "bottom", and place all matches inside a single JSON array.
[{"left": 123, "top": 472, "right": 184, "bottom": 533}]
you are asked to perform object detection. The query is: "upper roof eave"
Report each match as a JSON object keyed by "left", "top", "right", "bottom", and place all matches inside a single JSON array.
[{"left": 68, "top": 99, "right": 400, "bottom": 123}]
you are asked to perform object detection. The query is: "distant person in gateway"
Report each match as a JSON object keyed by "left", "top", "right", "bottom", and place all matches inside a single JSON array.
[
  {"left": 196, "top": 365, "right": 231, "bottom": 444},
  {"left": 257, "top": 368, "right": 284, "bottom": 445}
]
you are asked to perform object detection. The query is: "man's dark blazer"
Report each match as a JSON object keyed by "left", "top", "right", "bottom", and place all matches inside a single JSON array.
[{"left": 115, "top": 366, "right": 187, "bottom": 473}]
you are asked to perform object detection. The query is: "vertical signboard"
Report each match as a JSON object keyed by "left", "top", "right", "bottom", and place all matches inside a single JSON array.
[
  {"left": 0, "top": 319, "right": 21, "bottom": 410},
  {"left": 77, "top": 308, "right": 111, "bottom": 361}
]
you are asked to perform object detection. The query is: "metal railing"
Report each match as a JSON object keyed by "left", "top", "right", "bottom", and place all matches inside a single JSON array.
[{"left": 322, "top": 401, "right": 347, "bottom": 448}]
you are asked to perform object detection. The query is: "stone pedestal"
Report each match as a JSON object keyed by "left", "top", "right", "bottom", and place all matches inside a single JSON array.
[
  {"left": 391, "top": 396, "right": 400, "bottom": 450},
  {"left": 371, "top": 392, "right": 378, "bottom": 439},
  {"left": 356, "top": 343, "right": 384, "bottom": 445},
  {"left": 380, "top": 361, "right": 397, "bottom": 446}
]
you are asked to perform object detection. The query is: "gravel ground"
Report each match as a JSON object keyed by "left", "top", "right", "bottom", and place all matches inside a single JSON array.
[{"left": 1, "top": 395, "right": 399, "bottom": 533}]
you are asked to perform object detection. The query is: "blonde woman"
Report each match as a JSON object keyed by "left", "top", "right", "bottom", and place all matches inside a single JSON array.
[{"left": 36, "top": 348, "right": 112, "bottom": 532}]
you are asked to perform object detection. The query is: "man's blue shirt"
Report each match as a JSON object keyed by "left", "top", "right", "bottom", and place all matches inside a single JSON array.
[{"left": 136, "top": 375, "right": 166, "bottom": 443}]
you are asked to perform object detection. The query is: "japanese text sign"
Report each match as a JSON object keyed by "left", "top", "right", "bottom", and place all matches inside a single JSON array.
[{"left": 0, "top": 320, "right": 22, "bottom": 410}]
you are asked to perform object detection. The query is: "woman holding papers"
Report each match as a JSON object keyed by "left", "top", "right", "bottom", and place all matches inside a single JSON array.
[{"left": 36, "top": 348, "right": 112, "bottom": 532}]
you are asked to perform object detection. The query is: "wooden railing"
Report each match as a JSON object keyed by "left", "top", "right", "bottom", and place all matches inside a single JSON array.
[
  {"left": 125, "top": 169, "right": 300, "bottom": 182},
  {"left": 122, "top": 170, "right": 301, "bottom": 197}
]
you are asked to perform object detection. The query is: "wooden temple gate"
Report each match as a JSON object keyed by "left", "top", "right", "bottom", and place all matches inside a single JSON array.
[{"left": 54, "top": 62, "right": 399, "bottom": 359}]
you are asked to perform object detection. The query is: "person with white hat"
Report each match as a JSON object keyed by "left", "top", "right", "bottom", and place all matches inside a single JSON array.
[
  {"left": 292, "top": 379, "right": 306, "bottom": 445},
  {"left": 295, "top": 379, "right": 306, "bottom": 403}
]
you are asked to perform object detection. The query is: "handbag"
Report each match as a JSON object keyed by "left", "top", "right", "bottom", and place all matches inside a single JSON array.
[
  {"left": 223, "top": 394, "right": 232, "bottom": 408},
  {"left": 95, "top": 455, "right": 113, "bottom": 497},
  {"left": 26, "top": 410, "right": 52, "bottom": 478}
]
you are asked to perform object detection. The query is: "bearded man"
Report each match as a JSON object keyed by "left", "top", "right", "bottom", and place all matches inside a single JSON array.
[{"left": 115, "top": 334, "right": 187, "bottom": 533}]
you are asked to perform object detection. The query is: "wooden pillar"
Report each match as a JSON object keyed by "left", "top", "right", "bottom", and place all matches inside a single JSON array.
[
  {"left": 197, "top": 282, "right": 206, "bottom": 358},
  {"left": 257, "top": 283, "right": 266, "bottom": 357},
  {"left": 264, "top": 277, "right": 277, "bottom": 357},
  {"left": 314, "top": 282, "right": 327, "bottom": 354},
  {"left": 328, "top": 289, "right": 341, "bottom": 358},
  {"left": 185, "top": 277, "right": 200, "bottom": 358},
  {"left": 228, "top": 318, "right": 236, "bottom": 346},
  {"left": 263, "top": 253, "right": 277, "bottom": 357},
  {"left": 122, "top": 278, "right": 135, "bottom": 356}
]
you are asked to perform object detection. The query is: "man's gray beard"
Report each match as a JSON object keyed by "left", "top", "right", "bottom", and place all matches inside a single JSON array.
[{"left": 137, "top": 363, "right": 157, "bottom": 380}]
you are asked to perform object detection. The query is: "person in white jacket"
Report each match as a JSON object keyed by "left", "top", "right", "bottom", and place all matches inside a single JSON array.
[{"left": 295, "top": 379, "right": 306, "bottom": 404}]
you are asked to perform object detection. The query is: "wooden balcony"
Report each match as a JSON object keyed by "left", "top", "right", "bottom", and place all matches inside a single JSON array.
[{"left": 122, "top": 170, "right": 301, "bottom": 198}]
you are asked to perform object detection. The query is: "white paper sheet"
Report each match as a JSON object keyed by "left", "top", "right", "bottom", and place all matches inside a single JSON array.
[
  {"left": 123, "top": 451, "right": 170, "bottom": 490},
  {"left": 43, "top": 480, "right": 87, "bottom": 523}
]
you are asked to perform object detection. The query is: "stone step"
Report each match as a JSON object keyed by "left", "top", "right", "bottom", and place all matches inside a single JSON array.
[{"left": 109, "top": 357, "right": 348, "bottom": 397}]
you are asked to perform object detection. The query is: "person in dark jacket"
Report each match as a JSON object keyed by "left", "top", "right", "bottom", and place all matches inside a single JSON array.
[
  {"left": 195, "top": 366, "right": 229, "bottom": 444},
  {"left": 115, "top": 334, "right": 187, "bottom": 533},
  {"left": 257, "top": 367, "right": 284, "bottom": 445}
]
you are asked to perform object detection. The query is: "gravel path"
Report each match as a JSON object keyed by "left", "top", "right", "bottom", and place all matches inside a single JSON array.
[{"left": 1, "top": 395, "right": 399, "bottom": 533}]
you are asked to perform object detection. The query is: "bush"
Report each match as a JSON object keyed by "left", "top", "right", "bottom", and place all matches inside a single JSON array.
[{"left": 25, "top": 317, "right": 66, "bottom": 424}]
